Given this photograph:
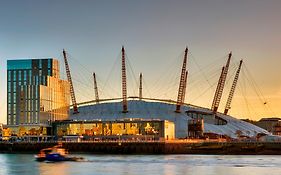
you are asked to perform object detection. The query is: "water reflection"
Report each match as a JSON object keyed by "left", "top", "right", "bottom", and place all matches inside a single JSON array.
[
  {"left": 0, "top": 154, "right": 281, "bottom": 175},
  {"left": 0, "top": 154, "right": 9, "bottom": 175},
  {"left": 38, "top": 162, "right": 70, "bottom": 175},
  {"left": 0, "top": 154, "right": 39, "bottom": 175}
]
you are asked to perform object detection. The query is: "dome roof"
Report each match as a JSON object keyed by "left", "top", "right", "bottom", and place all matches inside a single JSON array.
[{"left": 70, "top": 100, "right": 269, "bottom": 138}]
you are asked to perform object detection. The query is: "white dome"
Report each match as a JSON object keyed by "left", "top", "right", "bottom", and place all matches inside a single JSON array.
[{"left": 70, "top": 100, "right": 269, "bottom": 138}]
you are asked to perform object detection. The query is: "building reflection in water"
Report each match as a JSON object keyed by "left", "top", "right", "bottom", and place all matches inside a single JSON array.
[
  {"left": 0, "top": 154, "right": 9, "bottom": 175},
  {"left": 38, "top": 162, "right": 69, "bottom": 175}
]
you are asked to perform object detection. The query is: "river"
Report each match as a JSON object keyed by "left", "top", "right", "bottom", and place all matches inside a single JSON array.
[{"left": 0, "top": 154, "right": 280, "bottom": 175}]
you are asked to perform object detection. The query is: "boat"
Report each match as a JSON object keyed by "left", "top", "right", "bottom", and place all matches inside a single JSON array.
[{"left": 35, "top": 143, "right": 84, "bottom": 162}]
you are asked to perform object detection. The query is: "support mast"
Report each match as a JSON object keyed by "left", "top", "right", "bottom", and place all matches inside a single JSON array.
[
  {"left": 175, "top": 47, "right": 188, "bottom": 113},
  {"left": 122, "top": 46, "right": 128, "bottom": 113},
  {"left": 93, "top": 72, "right": 100, "bottom": 104},
  {"left": 211, "top": 52, "right": 232, "bottom": 113},
  {"left": 139, "top": 73, "right": 143, "bottom": 100},
  {"left": 63, "top": 49, "right": 79, "bottom": 114},
  {"left": 182, "top": 71, "right": 188, "bottom": 104},
  {"left": 224, "top": 60, "right": 243, "bottom": 115}
]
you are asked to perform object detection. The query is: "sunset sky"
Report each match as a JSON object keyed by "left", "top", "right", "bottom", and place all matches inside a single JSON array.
[{"left": 1, "top": 0, "right": 281, "bottom": 124}]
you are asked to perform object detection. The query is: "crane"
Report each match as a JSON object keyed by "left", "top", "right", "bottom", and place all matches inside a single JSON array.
[
  {"left": 175, "top": 47, "right": 188, "bottom": 113},
  {"left": 63, "top": 49, "right": 79, "bottom": 114},
  {"left": 224, "top": 60, "right": 243, "bottom": 115},
  {"left": 93, "top": 72, "right": 100, "bottom": 104},
  {"left": 121, "top": 46, "right": 128, "bottom": 113},
  {"left": 211, "top": 52, "right": 232, "bottom": 113}
]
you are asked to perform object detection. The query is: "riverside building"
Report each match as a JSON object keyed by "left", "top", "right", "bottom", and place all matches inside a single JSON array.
[
  {"left": 7, "top": 59, "right": 70, "bottom": 128},
  {"left": 52, "top": 119, "right": 175, "bottom": 141}
]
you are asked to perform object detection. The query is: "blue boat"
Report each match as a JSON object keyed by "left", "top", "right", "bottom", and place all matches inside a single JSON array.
[
  {"left": 35, "top": 143, "right": 83, "bottom": 162},
  {"left": 46, "top": 153, "right": 68, "bottom": 162}
]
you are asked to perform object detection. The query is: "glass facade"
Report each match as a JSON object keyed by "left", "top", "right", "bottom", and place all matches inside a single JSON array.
[
  {"left": 4, "top": 125, "right": 49, "bottom": 137},
  {"left": 53, "top": 119, "right": 175, "bottom": 140},
  {"left": 7, "top": 59, "right": 70, "bottom": 126}
]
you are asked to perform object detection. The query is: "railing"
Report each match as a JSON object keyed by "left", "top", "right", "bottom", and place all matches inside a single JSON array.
[{"left": 2, "top": 138, "right": 281, "bottom": 144}]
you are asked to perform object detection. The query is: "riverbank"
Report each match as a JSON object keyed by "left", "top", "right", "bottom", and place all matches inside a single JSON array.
[{"left": 1, "top": 141, "right": 281, "bottom": 154}]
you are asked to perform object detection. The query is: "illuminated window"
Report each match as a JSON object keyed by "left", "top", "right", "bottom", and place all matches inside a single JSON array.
[
  {"left": 48, "top": 59, "right": 51, "bottom": 69},
  {"left": 24, "top": 70, "right": 27, "bottom": 81},
  {"left": 29, "top": 70, "right": 32, "bottom": 84},
  {"left": 39, "top": 59, "right": 42, "bottom": 69},
  {"left": 13, "top": 72, "right": 16, "bottom": 81},
  {"left": 19, "top": 70, "right": 22, "bottom": 81},
  {"left": 8, "top": 94, "right": 11, "bottom": 103}
]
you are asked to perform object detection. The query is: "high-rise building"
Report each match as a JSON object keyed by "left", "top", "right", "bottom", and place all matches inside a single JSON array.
[{"left": 7, "top": 58, "right": 70, "bottom": 126}]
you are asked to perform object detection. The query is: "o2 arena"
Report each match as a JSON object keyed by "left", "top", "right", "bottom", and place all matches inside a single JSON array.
[{"left": 65, "top": 47, "right": 269, "bottom": 139}]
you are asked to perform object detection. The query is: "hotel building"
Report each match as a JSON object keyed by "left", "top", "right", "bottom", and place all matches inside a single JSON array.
[{"left": 7, "top": 59, "right": 70, "bottom": 127}]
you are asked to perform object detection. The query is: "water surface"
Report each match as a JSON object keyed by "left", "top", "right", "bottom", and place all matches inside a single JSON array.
[{"left": 0, "top": 154, "right": 280, "bottom": 175}]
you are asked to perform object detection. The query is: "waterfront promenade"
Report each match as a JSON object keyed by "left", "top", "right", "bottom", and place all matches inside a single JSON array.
[{"left": 1, "top": 140, "right": 281, "bottom": 155}]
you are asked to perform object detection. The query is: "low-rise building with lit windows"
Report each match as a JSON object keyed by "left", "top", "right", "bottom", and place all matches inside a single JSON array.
[{"left": 52, "top": 119, "right": 175, "bottom": 141}]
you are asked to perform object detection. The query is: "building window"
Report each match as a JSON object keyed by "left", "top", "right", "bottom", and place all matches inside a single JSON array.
[
  {"left": 8, "top": 82, "right": 11, "bottom": 92},
  {"left": 19, "top": 70, "right": 22, "bottom": 81},
  {"left": 8, "top": 105, "right": 11, "bottom": 114},
  {"left": 14, "top": 93, "right": 17, "bottom": 103},
  {"left": 48, "top": 59, "right": 51, "bottom": 69},
  {"left": 29, "top": 70, "right": 32, "bottom": 84},
  {"left": 36, "top": 76, "right": 39, "bottom": 85},
  {"left": 8, "top": 94, "right": 11, "bottom": 103},
  {"left": 39, "top": 59, "right": 42, "bottom": 69},
  {"left": 13, "top": 83, "right": 17, "bottom": 91},
  {"left": 28, "top": 86, "right": 31, "bottom": 99},
  {"left": 24, "top": 70, "right": 27, "bottom": 81},
  {"left": 8, "top": 114, "right": 11, "bottom": 125},
  {"left": 13, "top": 72, "right": 16, "bottom": 81},
  {"left": 35, "top": 86, "right": 38, "bottom": 98},
  {"left": 8, "top": 71, "right": 11, "bottom": 81}
]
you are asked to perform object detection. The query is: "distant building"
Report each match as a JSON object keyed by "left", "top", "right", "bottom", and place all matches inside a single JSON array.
[
  {"left": 255, "top": 118, "right": 281, "bottom": 136},
  {"left": 7, "top": 59, "right": 70, "bottom": 126}
]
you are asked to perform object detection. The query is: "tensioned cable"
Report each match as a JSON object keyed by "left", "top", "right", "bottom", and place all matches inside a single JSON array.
[
  {"left": 102, "top": 51, "right": 121, "bottom": 97},
  {"left": 125, "top": 52, "right": 139, "bottom": 96},
  {"left": 243, "top": 63, "right": 275, "bottom": 116},
  {"left": 149, "top": 54, "right": 182, "bottom": 99},
  {"left": 142, "top": 76, "right": 152, "bottom": 98},
  {"left": 149, "top": 50, "right": 183, "bottom": 95},
  {"left": 59, "top": 50, "right": 121, "bottom": 101}
]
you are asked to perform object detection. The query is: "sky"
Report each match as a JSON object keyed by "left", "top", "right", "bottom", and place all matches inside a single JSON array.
[{"left": 1, "top": 0, "right": 281, "bottom": 124}]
